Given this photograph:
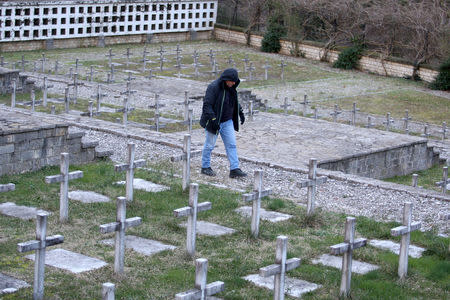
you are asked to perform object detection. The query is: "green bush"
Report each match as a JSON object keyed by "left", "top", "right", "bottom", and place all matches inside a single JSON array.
[
  {"left": 333, "top": 44, "right": 364, "bottom": 70},
  {"left": 261, "top": 22, "right": 285, "bottom": 53},
  {"left": 430, "top": 57, "right": 450, "bottom": 91}
]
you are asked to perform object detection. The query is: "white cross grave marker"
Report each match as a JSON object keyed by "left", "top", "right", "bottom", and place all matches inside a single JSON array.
[
  {"left": 17, "top": 212, "right": 64, "bottom": 300},
  {"left": 350, "top": 102, "right": 360, "bottom": 126},
  {"left": 330, "top": 104, "right": 342, "bottom": 122},
  {"left": 102, "top": 282, "right": 115, "bottom": 300},
  {"left": 280, "top": 97, "right": 290, "bottom": 115},
  {"left": 242, "top": 170, "right": 272, "bottom": 238},
  {"left": 297, "top": 158, "right": 327, "bottom": 216},
  {"left": 171, "top": 135, "right": 202, "bottom": 191},
  {"left": 45, "top": 153, "right": 83, "bottom": 222},
  {"left": 440, "top": 122, "right": 447, "bottom": 140},
  {"left": 175, "top": 258, "right": 225, "bottom": 300},
  {"left": 114, "top": 143, "right": 146, "bottom": 202},
  {"left": 391, "top": 202, "right": 421, "bottom": 279},
  {"left": 100, "top": 196, "right": 142, "bottom": 275},
  {"left": 300, "top": 94, "right": 310, "bottom": 117},
  {"left": 402, "top": 110, "right": 412, "bottom": 135},
  {"left": 173, "top": 183, "right": 212, "bottom": 256},
  {"left": 0, "top": 183, "right": 15, "bottom": 192},
  {"left": 435, "top": 166, "right": 449, "bottom": 195},
  {"left": 11, "top": 79, "right": 16, "bottom": 108}
]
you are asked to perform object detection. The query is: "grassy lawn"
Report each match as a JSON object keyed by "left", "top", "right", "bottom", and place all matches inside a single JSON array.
[{"left": 0, "top": 160, "right": 448, "bottom": 299}]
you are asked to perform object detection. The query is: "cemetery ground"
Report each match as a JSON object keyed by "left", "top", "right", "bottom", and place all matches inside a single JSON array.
[{"left": 0, "top": 159, "right": 449, "bottom": 299}]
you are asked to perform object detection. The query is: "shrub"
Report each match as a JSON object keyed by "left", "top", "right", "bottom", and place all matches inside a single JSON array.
[
  {"left": 261, "top": 21, "right": 286, "bottom": 53},
  {"left": 430, "top": 57, "right": 450, "bottom": 91},
  {"left": 333, "top": 44, "right": 364, "bottom": 70}
]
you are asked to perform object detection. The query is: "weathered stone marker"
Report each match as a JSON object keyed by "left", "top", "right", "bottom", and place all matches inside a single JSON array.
[
  {"left": 391, "top": 202, "right": 421, "bottom": 279},
  {"left": 100, "top": 196, "right": 142, "bottom": 275},
  {"left": 350, "top": 102, "right": 360, "bottom": 126},
  {"left": 0, "top": 183, "right": 15, "bottom": 193},
  {"left": 242, "top": 54, "right": 249, "bottom": 73},
  {"left": 280, "top": 97, "right": 290, "bottom": 115},
  {"left": 114, "top": 143, "right": 146, "bottom": 202},
  {"left": 298, "top": 158, "right": 327, "bottom": 216},
  {"left": 279, "top": 59, "right": 287, "bottom": 81},
  {"left": 330, "top": 104, "right": 342, "bottom": 122},
  {"left": 17, "top": 212, "right": 64, "bottom": 300},
  {"left": 263, "top": 60, "right": 271, "bottom": 80},
  {"left": 248, "top": 62, "right": 255, "bottom": 81},
  {"left": 402, "top": 110, "right": 412, "bottom": 135},
  {"left": 300, "top": 95, "right": 310, "bottom": 117},
  {"left": 45, "top": 153, "right": 83, "bottom": 222},
  {"left": 242, "top": 170, "right": 272, "bottom": 237},
  {"left": 435, "top": 166, "right": 449, "bottom": 195},
  {"left": 175, "top": 258, "right": 225, "bottom": 300},
  {"left": 259, "top": 235, "right": 301, "bottom": 300},
  {"left": 440, "top": 122, "right": 447, "bottom": 140},
  {"left": 411, "top": 174, "right": 419, "bottom": 187},
  {"left": 421, "top": 122, "right": 431, "bottom": 138},
  {"left": 330, "top": 217, "right": 367, "bottom": 297},
  {"left": 383, "top": 112, "right": 394, "bottom": 131},
  {"left": 170, "top": 135, "right": 202, "bottom": 191},
  {"left": 366, "top": 116, "right": 375, "bottom": 128},
  {"left": 10, "top": 79, "right": 16, "bottom": 107},
  {"left": 173, "top": 183, "right": 212, "bottom": 256},
  {"left": 102, "top": 282, "right": 115, "bottom": 300}
]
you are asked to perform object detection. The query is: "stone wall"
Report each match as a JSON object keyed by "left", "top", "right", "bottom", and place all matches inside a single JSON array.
[
  {"left": 214, "top": 28, "right": 439, "bottom": 83},
  {"left": 318, "top": 141, "right": 441, "bottom": 179}
]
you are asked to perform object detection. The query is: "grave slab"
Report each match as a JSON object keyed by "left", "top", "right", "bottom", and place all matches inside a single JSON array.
[
  {"left": 0, "top": 202, "right": 48, "bottom": 220},
  {"left": 0, "top": 273, "right": 30, "bottom": 295},
  {"left": 115, "top": 178, "right": 170, "bottom": 193},
  {"left": 25, "top": 248, "right": 107, "bottom": 274},
  {"left": 68, "top": 190, "right": 111, "bottom": 203},
  {"left": 235, "top": 206, "right": 292, "bottom": 223},
  {"left": 100, "top": 235, "right": 176, "bottom": 256},
  {"left": 369, "top": 239, "right": 425, "bottom": 258},
  {"left": 311, "top": 254, "right": 379, "bottom": 274},
  {"left": 180, "top": 220, "right": 236, "bottom": 236},
  {"left": 243, "top": 274, "right": 321, "bottom": 298}
]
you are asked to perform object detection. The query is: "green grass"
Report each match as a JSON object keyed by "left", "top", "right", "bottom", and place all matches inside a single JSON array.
[{"left": 0, "top": 160, "right": 448, "bottom": 299}]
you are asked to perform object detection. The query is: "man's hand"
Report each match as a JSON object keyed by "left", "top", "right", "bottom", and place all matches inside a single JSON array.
[{"left": 240, "top": 114, "right": 245, "bottom": 125}]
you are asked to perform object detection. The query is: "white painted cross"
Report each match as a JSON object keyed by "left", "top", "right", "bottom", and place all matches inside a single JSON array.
[
  {"left": 171, "top": 135, "right": 202, "bottom": 191},
  {"left": 421, "top": 122, "right": 431, "bottom": 138},
  {"left": 280, "top": 97, "right": 290, "bottom": 115},
  {"left": 350, "top": 102, "right": 360, "bottom": 126},
  {"left": 0, "top": 183, "right": 15, "bottom": 192},
  {"left": 402, "top": 110, "right": 412, "bottom": 135},
  {"left": 114, "top": 143, "right": 146, "bottom": 202},
  {"left": 279, "top": 59, "right": 287, "bottom": 81},
  {"left": 11, "top": 79, "right": 16, "bottom": 108},
  {"left": 45, "top": 153, "right": 83, "bottom": 222},
  {"left": 105, "top": 48, "right": 115, "bottom": 67},
  {"left": 102, "top": 282, "right": 115, "bottom": 300},
  {"left": 330, "top": 104, "right": 342, "bottom": 122},
  {"left": 17, "top": 212, "right": 64, "bottom": 300},
  {"left": 330, "top": 217, "right": 367, "bottom": 297},
  {"left": 175, "top": 258, "right": 225, "bottom": 300},
  {"left": 366, "top": 116, "right": 375, "bottom": 129},
  {"left": 297, "top": 159, "right": 327, "bottom": 216},
  {"left": 435, "top": 166, "right": 449, "bottom": 195},
  {"left": 391, "top": 202, "right": 421, "bottom": 279},
  {"left": 242, "top": 170, "right": 272, "bottom": 238},
  {"left": 300, "top": 94, "right": 310, "bottom": 117},
  {"left": 100, "top": 196, "right": 142, "bottom": 275},
  {"left": 383, "top": 112, "right": 394, "bottom": 131},
  {"left": 248, "top": 62, "right": 255, "bottom": 81},
  {"left": 173, "top": 183, "right": 212, "bottom": 256},
  {"left": 263, "top": 60, "right": 271, "bottom": 80},
  {"left": 440, "top": 122, "right": 447, "bottom": 141},
  {"left": 259, "top": 235, "right": 301, "bottom": 300}
]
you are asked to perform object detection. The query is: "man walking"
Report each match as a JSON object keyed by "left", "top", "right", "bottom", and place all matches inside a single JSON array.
[{"left": 199, "top": 68, "right": 247, "bottom": 178}]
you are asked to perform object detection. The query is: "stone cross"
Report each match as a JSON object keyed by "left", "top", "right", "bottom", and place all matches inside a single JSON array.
[
  {"left": 73, "top": 58, "right": 80, "bottom": 74},
  {"left": 173, "top": 183, "right": 212, "bottom": 256},
  {"left": 421, "top": 122, "right": 431, "bottom": 138},
  {"left": 17, "top": 212, "right": 64, "bottom": 300},
  {"left": 54, "top": 60, "right": 59, "bottom": 74},
  {"left": 40, "top": 53, "right": 47, "bottom": 73},
  {"left": 263, "top": 60, "right": 271, "bottom": 80},
  {"left": 402, "top": 110, "right": 412, "bottom": 135},
  {"left": 330, "top": 217, "right": 367, "bottom": 297},
  {"left": 280, "top": 97, "right": 290, "bottom": 115},
  {"left": 64, "top": 87, "right": 70, "bottom": 113},
  {"left": 92, "top": 84, "right": 107, "bottom": 113},
  {"left": 366, "top": 116, "right": 375, "bottom": 128},
  {"left": 157, "top": 46, "right": 166, "bottom": 71},
  {"left": 242, "top": 54, "right": 249, "bottom": 73},
  {"left": 0, "top": 55, "right": 6, "bottom": 67},
  {"left": 11, "top": 79, "right": 16, "bottom": 108},
  {"left": 242, "top": 170, "right": 273, "bottom": 238},
  {"left": 330, "top": 104, "right": 342, "bottom": 122},
  {"left": 175, "top": 258, "right": 224, "bottom": 300},
  {"left": 68, "top": 73, "right": 79, "bottom": 104},
  {"left": 117, "top": 82, "right": 136, "bottom": 126},
  {"left": 19, "top": 55, "right": 29, "bottom": 72},
  {"left": 350, "top": 102, "right": 360, "bottom": 126},
  {"left": 171, "top": 135, "right": 202, "bottom": 191},
  {"left": 123, "top": 48, "right": 133, "bottom": 67},
  {"left": 89, "top": 66, "right": 97, "bottom": 82},
  {"left": 147, "top": 94, "right": 167, "bottom": 131},
  {"left": 193, "top": 62, "right": 200, "bottom": 78},
  {"left": 248, "top": 100, "right": 255, "bottom": 121},
  {"left": 259, "top": 235, "right": 301, "bottom": 300},
  {"left": 88, "top": 101, "right": 94, "bottom": 118},
  {"left": 33, "top": 61, "right": 37, "bottom": 73},
  {"left": 31, "top": 89, "right": 36, "bottom": 112},
  {"left": 100, "top": 196, "right": 142, "bottom": 275},
  {"left": 391, "top": 202, "right": 421, "bottom": 279},
  {"left": 279, "top": 59, "right": 287, "bottom": 81},
  {"left": 114, "top": 143, "right": 146, "bottom": 202},
  {"left": 313, "top": 107, "right": 321, "bottom": 120},
  {"left": 248, "top": 62, "right": 255, "bottom": 81},
  {"left": 174, "top": 43, "right": 183, "bottom": 64},
  {"left": 51, "top": 105, "right": 55, "bottom": 115},
  {"left": 440, "top": 122, "right": 447, "bottom": 141},
  {"left": 300, "top": 94, "right": 310, "bottom": 117},
  {"left": 142, "top": 46, "right": 150, "bottom": 72},
  {"left": 106, "top": 48, "right": 115, "bottom": 67},
  {"left": 180, "top": 91, "right": 194, "bottom": 122},
  {"left": 298, "top": 158, "right": 327, "bottom": 216},
  {"left": 0, "top": 183, "right": 15, "bottom": 192},
  {"left": 45, "top": 153, "right": 83, "bottom": 222},
  {"left": 207, "top": 48, "right": 216, "bottom": 67},
  {"left": 435, "top": 166, "right": 449, "bottom": 195},
  {"left": 102, "top": 282, "right": 115, "bottom": 300},
  {"left": 42, "top": 77, "right": 48, "bottom": 107},
  {"left": 68, "top": 67, "right": 73, "bottom": 79},
  {"left": 411, "top": 174, "right": 419, "bottom": 187},
  {"left": 383, "top": 112, "right": 394, "bottom": 131}
]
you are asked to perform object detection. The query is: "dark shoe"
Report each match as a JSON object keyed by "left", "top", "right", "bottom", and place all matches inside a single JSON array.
[
  {"left": 201, "top": 167, "right": 216, "bottom": 177},
  {"left": 229, "top": 168, "right": 247, "bottom": 178}
]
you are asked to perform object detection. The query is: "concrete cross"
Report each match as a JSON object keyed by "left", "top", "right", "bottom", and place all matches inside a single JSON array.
[
  {"left": 45, "top": 153, "right": 83, "bottom": 222},
  {"left": 242, "top": 170, "right": 273, "bottom": 238},
  {"left": 173, "top": 183, "right": 212, "bottom": 256},
  {"left": 193, "top": 62, "right": 200, "bottom": 78},
  {"left": 440, "top": 122, "right": 447, "bottom": 141},
  {"left": 330, "top": 104, "right": 342, "bottom": 122},
  {"left": 259, "top": 235, "right": 301, "bottom": 300},
  {"left": 123, "top": 48, "right": 133, "bottom": 67},
  {"left": 0, "top": 183, "right": 15, "bottom": 192},
  {"left": 411, "top": 174, "right": 419, "bottom": 187},
  {"left": 421, "top": 122, "right": 431, "bottom": 138},
  {"left": 174, "top": 43, "right": 183, "bottom": 64},
  {"left": 313, "top": 107, "right": 322, "bottom": 120},
  {"left": 300, "top": 94, "right": 310, "bottom": 117},
  {"left": 350, "top": 102, "right": 360, "bottom": 126},
  {"left": 147, "top": 94, "right": 167, "bottom": 132},
  {"left": 248, "top": 62, "right": 255, "bottom": 81},
  {"left": 383, "top": 112, "right": 394, "bottom": 131},
  {"left": 116, "top": 82, "right": 137, "bottom": 126},
  {"left": 51, "top": 105, "right": 55, "bottom": 115},
  {"left": 212, "top": 60, "right": 219, "bottom": 77},
  {"left": 17, "top": 212, "right": 64, "bottom": 300},
  {"left": 40, "top": 53, "right": 47, "bottom": 73},
  {"left": 207, "top": 48, "right": 216, "bottom": 67},
  {"left": 248, "top": 100, "right": 256, "bottom": 121},
  {"left": 87, "top": 101, "right": 94, "bottom": 118},
  {"left": 141, "top": 46, "right": 151, "bottom": 72},
  {"left": 263, "top": 60, "right": 271, "bottom": 80},
  {"left": 68, "top": 73, "right": 80, "bottom": 104},
  {"left": 242, "top": 54, "right": 249, "bottom": 73},
  {"left": 192, "top": 50, "right": 200, "bottom": 65},
  {"left": 0, "top": 55, "right": 7, "bottom": 67},
  {"left": 73, "top": 58, "right": 80, "bottom": 74},
  {"left": 89, "top": 66, "right": 97, "bottom": 82},
  {"left": 330, "top": 217, "right": 367, "bottom": 297},
  {"left": 102, "top": 282, "right": 115, "bottom": 300},
  {"left": 42, "top": 77, "right": 54, "bottom": 107},
  {"left": 402, "top": 109, "right": 412, "bottom": 135},
  {"left": 280, "top": 97, "right": 291, "bottom": 115},
  {"left": 64, "top": 87, "right": 70, "bottom": 113},
  {"left": 100, "top": 196, "right": 142, "bottom": 275},
  {"left": 171, "top": 135, "right": 202, "bottom": 191},
  {"left": 105, "top": 48, "right": 115, "bottom": 67},
  {"left": 175, "top": 258, "right": 225, "bottom": 300},
  {"left": 31, "top": 89, "right": 36, "bottom": 112},
  {"left": 126, "top": 70, "right": 137, "bottom": 82},
  {"left": 157, "top": 46, "right": 166, "bottom": 71},
  {"left": 10, "top": 79, "right": 16, "bottom": 108},
  {"left": 33, "top": 61, "right": 37, "bottom": 73},
  {"left": 146, "top": 68, "right": 155, "bottom": 80},
  {"left": 435, "top": 166, "right": 449, "bottom": 195},
  {"left": 366, "top": 116, "right": 375, "bottom": 128},
  {"left": 298, "top": 158, "right": 327, "bottom": 216},
  {"left": 279, "top": 59, "right": 287, "bottom": 81},
  {"left": 19, "top": 55, "right": 29, "bottom": 72},
  {"left": 91, "top": 84, "right": 107, "bottom": 113},
  {"left": 54, "top": 60, "right": 59, "bottom": 74},
  {"left": 391, "top": 202, "right": 421, "bottom": 279},
  {"left": 114, "top": 143, "right": 146, "bottom": 202},
  {"left": 68, "top": 67, "right": 73, "bottom": 79},
  {"left": 179, "top": 91, "right": 195, "bottom": 122}
]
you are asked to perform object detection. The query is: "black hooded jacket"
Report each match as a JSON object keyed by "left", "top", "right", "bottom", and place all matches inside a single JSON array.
[{"left": 200, "top": 68, "right": 245, "bottom": 134}]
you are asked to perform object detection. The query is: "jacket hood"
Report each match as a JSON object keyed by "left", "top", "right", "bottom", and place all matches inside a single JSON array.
[{"left": 219, "top": 68, "right": 240, "bottom": 88}]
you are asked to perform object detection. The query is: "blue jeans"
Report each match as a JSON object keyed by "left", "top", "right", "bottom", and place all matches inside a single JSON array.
[{"left": 202, "top": 119, "right": 239, "bottom": 170}]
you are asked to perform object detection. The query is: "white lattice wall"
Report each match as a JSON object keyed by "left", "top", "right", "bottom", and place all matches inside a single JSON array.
[{"left": 0, "top": 0, "right": 217, "bottom": 42}]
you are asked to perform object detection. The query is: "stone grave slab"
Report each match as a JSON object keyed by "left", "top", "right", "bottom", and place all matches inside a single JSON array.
[
  {"left": 0, "top": 202, "right": 48, "bottom": 220},
  {"left": 311, "top": 254, "right": 379, "bottom": 274},
  {"left": 115, "top": 178, "right": 170, "bottom": 193},
  {"left": 25, "top": 248, "right": 107, "bottom": 274},
  {"left": 0, "top": 273, "right": 30, "bottom": 295},
  {"left": 179, "top": 220, "right": 236, "bottom": 236},
  {"left": 68, "top": 190, "right": 111, "bottom": 203},
  {"left": 369, "top": 239, "right": 425, "bottom": 258},
  {"left": 243, "top": 274, "right": 321, "bottom": 298},
  {"left": 235, "top": 206, "right": 292, "bottom": 223},
  {"left": 100, "top": 235, "right": 176, "bottom": 256}
]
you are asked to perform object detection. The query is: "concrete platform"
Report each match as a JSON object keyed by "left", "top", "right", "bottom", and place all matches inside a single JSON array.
[
  {"left": 115, "top": 178, "right": 170, "bottom": 193},
  {"left": 68, "top": 190, "right": 110, "bottom": 203},
  {"left": 369, "top": 239, "right": 425, "bottom": 258},
  {"left": 0, "top": 273, "right": 29, "bottom": 295},
  {"left": 100, "top": 235, "right": 176, "bottom": 256},
  {"left": 179, "top": 220, "right": 236, "bottom": 236},
  {"left": 311, "top": 254, "right": 379, "bottom": 274},
  {"left": 0, "top": 202, "right": 48, "bottom": 220},
  {"left": 235, "top": 206, "right": 292, "bottom": 223}
]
